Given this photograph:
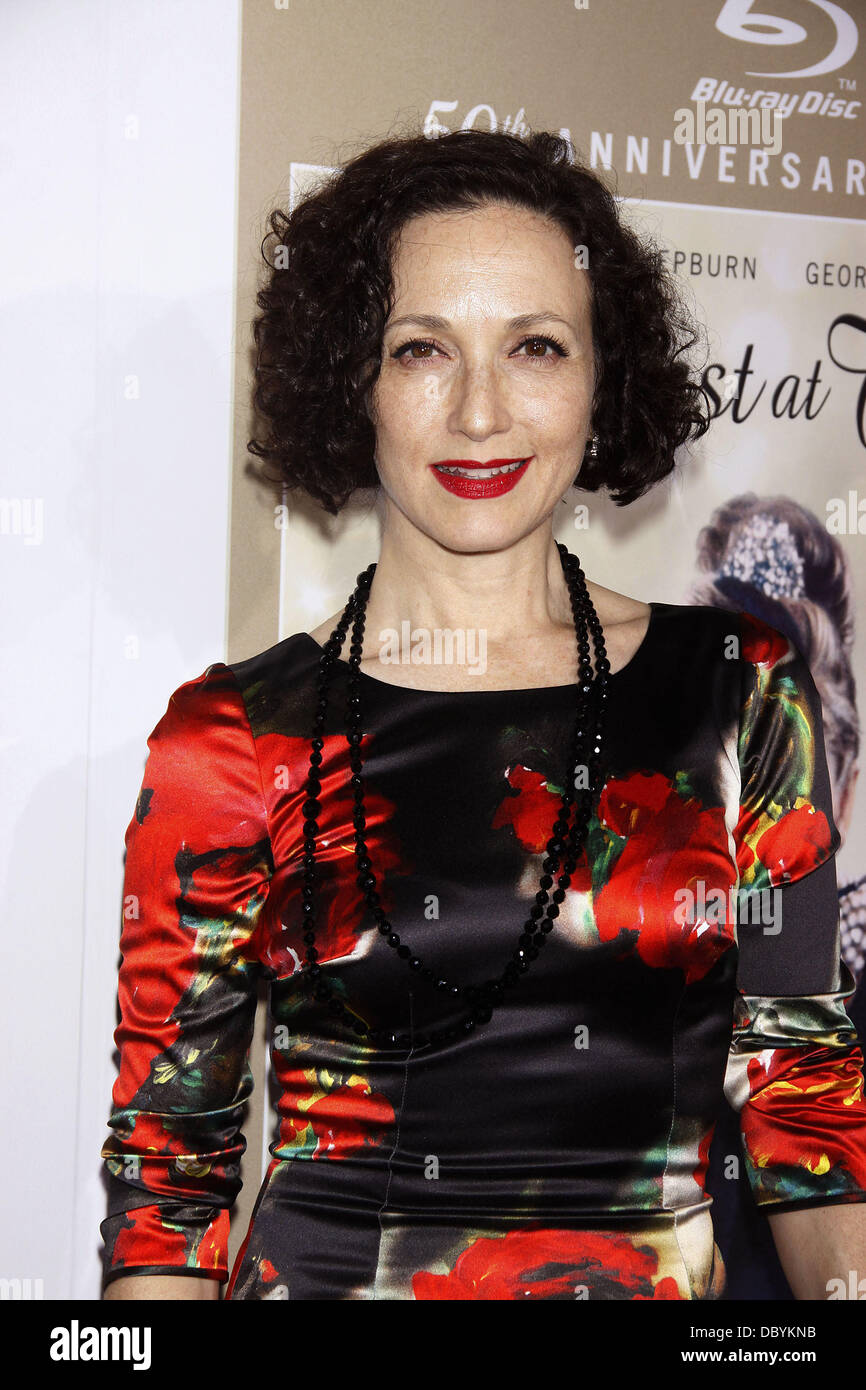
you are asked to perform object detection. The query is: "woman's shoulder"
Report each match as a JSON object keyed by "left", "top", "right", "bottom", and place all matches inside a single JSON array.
[
  {"left": 625, "top": 600, "right": 806, "bottom": 707},
  {"left": 137, "top": 637, "right": 321, "bottom": 765},
  {"left": 222, "top": 631, "right": 329, "bottom": 738},
  {"left": 644, "top": 598, "right": 797, "bottom": 662},
  {"left": 642, "top": 604, "right": 816, "bottom": 745},
  {"left": 638, "top": 597, "right": 749, "bottom": 666},
  {"left": 590, "top": 582, "right": 748, "bottom": 660},
  {"left": 229, "top": 629, "right": 321, "bottom": 685}
]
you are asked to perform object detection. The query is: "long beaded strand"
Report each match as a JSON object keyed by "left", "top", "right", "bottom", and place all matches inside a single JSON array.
[{"left": 298, "top": 541, "right": 609, "bottom": 1050}]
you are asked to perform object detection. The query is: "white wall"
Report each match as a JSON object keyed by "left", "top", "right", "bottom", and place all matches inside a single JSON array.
[{"left": 0, "top": 0, "right": 242, "bottom": 1298}]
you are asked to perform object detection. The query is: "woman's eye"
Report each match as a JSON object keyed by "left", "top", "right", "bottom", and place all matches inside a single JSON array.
[
  {"left": 392, "top": 339, "right": 440, "bottom": 361},
  {"left": 517, "top": 336, "right": 568, "bottom": 360},
  {"left": 391, "top": 334, "right": 568, "bottom": 363}
]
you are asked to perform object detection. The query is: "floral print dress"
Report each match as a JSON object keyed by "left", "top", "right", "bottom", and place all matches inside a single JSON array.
[{"left": 100, "top": 602, "right": 866, "bottom": 1299}]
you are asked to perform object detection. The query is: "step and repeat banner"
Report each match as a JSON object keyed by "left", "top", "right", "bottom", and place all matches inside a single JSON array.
[{"left": 227, "top": 0, "right": 865, "bottom": 1294}]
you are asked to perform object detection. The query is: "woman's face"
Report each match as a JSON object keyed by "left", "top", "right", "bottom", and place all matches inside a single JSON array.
[{"left": 367, "top": 200, "right": 596, "bottom": 553}]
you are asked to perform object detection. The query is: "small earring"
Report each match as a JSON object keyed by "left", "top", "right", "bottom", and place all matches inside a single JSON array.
[{"left": 585, "top": 435, "right": 599, "bottom": 459}]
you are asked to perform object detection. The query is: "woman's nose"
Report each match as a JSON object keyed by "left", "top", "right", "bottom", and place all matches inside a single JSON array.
[{"left": 447, "top": 362, "right": 513, "bottom": 440}]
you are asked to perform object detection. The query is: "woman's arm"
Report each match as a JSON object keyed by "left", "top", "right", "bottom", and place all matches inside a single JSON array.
[
  {"left": 726, "top": 618, "right": 866, "bottom": 1293},
  {"left": 104, "top": 1274, "right": 220, "bottom": 1300},
  {"left": 768, "top": 1203, "right": 866, "bottom": 1299},
  {"left": 99, "top": 663, "right": 274, "bottom": 1292}
]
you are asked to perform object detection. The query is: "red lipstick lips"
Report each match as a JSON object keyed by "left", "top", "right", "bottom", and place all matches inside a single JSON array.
[{"left": 430, "top": 456, "right": 534, "bottom": 499}]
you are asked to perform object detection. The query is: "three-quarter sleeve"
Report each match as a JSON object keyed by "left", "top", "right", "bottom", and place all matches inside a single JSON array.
[
  {"left": 100, "top": 662, "right": 273, "bottom": 1289},
  {"left": 724, "top": 611, "right": 866, "bottom": 1212}
]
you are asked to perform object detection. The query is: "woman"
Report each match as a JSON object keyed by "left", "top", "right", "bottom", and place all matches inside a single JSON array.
[{"left": 100, "top": 128, "right": 866, "bottom": 1300}]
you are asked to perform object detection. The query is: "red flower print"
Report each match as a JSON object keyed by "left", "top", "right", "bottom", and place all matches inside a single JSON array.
[
  {"left": 734, "top": 797, "right": 834, "bottom": 888},
  {"left": 593, "top": 772, "right": 736, "bottom": 982},
  {"left": 254, "top": 731, "right": 410, "bottom": 975},
  {"left": 112, "top": 1206, "right": 188, "bottom": 1269},
  {"left": 112, "top": 1203, "right": 225, "bottom": 1274},
  {"left": 412, "top": 1228, "right": 682, "bottom": 1299},
  {"left": 742, "top": 1047, "right": 866, "bottom": 1188},
  {"left": 741, "top": 613, "right": 789, "bottom": 669},
  {"left": 491, "top": 764, "right": 594, "bottom": 895},
  {"left": 491, "top": 765, "right": 736, "bottom": 982},
  {"left": 491, "top": 765, "right": 569, "bottom": 855},
  {"left": 272, "top": 1064, "right": 396, "bottom": 1159},
  {"left": 752, "top": 800, "right": 833, "bottom": 886},
  {"left": 694, "top": 1125, "right": 715, "bottom": 1191}
]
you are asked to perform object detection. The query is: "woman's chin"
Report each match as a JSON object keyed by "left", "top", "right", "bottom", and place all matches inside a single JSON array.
[
  {"left": 415, "top": 515, "right": 543, "bottom": 555},
  {"left": 380, "top": 484, "right": 559, "bottom": 553}
]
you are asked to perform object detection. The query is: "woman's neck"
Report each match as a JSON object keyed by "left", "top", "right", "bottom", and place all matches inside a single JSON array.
[{"left": 362, "top": 523, "right": 576, "bottom": 651}]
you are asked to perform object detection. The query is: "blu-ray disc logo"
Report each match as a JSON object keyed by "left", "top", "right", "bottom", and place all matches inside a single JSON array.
[{"left": 716, "top": 0, "right": 858, "bottom": 78}]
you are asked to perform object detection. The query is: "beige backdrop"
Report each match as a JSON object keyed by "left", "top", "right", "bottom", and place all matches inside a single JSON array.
[{"left": 227, "top": 0, "right": 865, "bottom": 1276}]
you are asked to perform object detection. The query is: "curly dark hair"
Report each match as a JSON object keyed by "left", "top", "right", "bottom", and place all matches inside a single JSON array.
[{"left": 247, "top": 127, "right": 712, "bottom": 516}]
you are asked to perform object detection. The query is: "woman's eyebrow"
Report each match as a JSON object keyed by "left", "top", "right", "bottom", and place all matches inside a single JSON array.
[{"left": 384, "top": 311, "right": 576, "bottom": 333}]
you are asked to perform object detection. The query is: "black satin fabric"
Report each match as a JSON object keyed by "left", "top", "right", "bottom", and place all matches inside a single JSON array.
[{"left": 100, "top": 601, "right": 866, "bottom": 1300}]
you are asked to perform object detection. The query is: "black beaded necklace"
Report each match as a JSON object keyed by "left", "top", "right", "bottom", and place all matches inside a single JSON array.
[{"left": 299, "top": 540, "right": 610, "bottom": 1051}]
